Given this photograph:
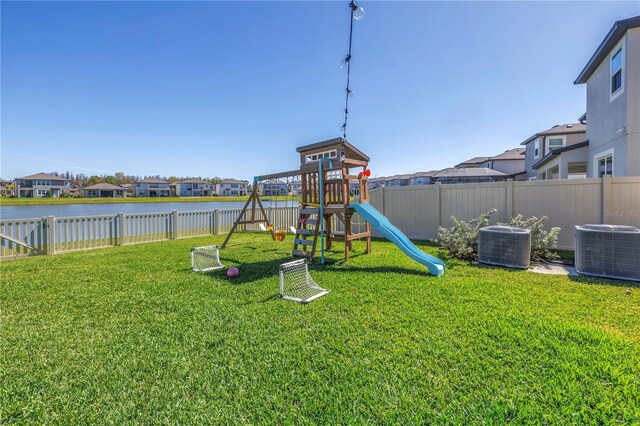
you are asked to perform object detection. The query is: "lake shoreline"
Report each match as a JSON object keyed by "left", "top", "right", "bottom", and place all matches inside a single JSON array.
[
  {"left": 0, "top": 195, "right": 300, "bottom": 207},
  {"left": 0, "top": 199, "right": 299, "bottom": 220}
]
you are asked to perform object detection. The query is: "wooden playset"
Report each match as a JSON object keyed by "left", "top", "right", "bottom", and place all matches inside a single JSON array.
[{"left": 220, "top": 137, "right": 372, "bottom": 262}]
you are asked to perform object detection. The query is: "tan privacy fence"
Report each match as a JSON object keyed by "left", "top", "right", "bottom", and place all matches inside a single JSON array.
[{"left": 367, "top": 176, "right": 640, "bottom": 250}]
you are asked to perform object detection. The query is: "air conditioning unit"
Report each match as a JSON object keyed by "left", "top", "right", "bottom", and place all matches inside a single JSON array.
[
  {"left": 575, "top": 224, "right": 640, "bottom": 281},
  {"left": 478, "top": 226, "right": 531, "bottom": 269}
]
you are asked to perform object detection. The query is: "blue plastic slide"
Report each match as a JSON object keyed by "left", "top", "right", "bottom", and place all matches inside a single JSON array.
[{"left": 349, "top": 203, "right": 445, "bottom": 277}]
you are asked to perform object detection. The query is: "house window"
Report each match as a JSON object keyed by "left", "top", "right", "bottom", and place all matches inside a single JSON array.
[
  {"left": 546, "top": 137, "right": 564, "bottom": 154},
  {"left": 545, "top": 165, "right": 559, "bottom": 180},
  {"left": 610, "top": 41, "right": 624, "bottom": 99},
  {"left": 597, "top": 154, "right": 613, "bottom": 177},
  {"left": 534, "top": 139, "right": 540, "bottom": 159},
  {"left": 567, "top": 162, "right": 587, "bottom": 179}
]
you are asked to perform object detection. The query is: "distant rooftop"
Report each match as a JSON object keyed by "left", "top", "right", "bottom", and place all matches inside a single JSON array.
[
  {"left": 433, "top": 167, "right": 506, "bottom": 178},
  {"left": 138, "top": 178, "right": 169, "bottom": 184},
  {"left": 457, "top": 156, "right": 491, "bottom": 166},
  {"left": 18, "top": 172, "right": 66, "bottom": 180},
  {"left": 520, "top": 123, "right": 586, "bottom": 145},
  {"left": 178, "top": 179, "right": 211, "bottom": 185},
  {"left": 489, "top": 148, "right": 525, "bottom": 161},
  {"left": 219, "top": 179, "right": 247, "bottom": 185},
  {"left": 84, "top": 183, "right": 126, "bottom": 191}
]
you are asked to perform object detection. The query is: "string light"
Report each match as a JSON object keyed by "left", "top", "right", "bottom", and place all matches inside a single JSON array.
[{"left": 340, "top": 0, "right": 364, "bottom": 139}]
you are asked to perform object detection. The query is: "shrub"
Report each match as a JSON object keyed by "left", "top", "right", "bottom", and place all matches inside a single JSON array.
[
  {"left": 438, "top": 210, "right": 561, "bottom": 261},
  {"left": 498, "top": 215, "right": 560, "bottom": 260},
  {"left": 437, "top": 209, "right": 496, "bottom": 261}
]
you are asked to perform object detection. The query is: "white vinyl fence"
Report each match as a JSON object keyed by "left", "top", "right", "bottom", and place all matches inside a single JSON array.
[
  {"left": 0, "top": 207, "right": 299, "bottom": 259},
  {"left": 366, "top": 176, "right": 640, "bottom": 250}
]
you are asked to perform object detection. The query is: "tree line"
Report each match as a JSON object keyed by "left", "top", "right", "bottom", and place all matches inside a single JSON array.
[{"left": 46, "top": 171, "right": 224, "bottom": 187}]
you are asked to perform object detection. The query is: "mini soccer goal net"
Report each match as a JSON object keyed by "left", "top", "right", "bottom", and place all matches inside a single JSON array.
[
  {"left": 279, "top": 259, "right": 330, "bottom": 304},
  {"left": 191, "top": 245, "right": 225, "bottom": 272}
]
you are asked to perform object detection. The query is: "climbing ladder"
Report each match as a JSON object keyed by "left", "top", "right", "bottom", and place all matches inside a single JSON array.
[{"left": 292, "top": 208, "right": 320, "bottom": 259}]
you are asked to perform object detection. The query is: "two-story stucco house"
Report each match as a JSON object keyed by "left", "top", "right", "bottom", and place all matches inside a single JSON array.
[
  {"left": 520, "top": 123, "right": 588, "bottom": 180},
  {"left": 384, "top": 174, "right": 413, "bottom": 187},
  {"left": 83, "top": 183, "right": 126, "bottom": 198},
  {"left": 174, "top": 180, "right": 215, "bottom": 197},
  {"left": 134, "top": 178, "right": 171, "bottom": 197},
  {"left": 367, "top": 177, "right": 385, "bottom": 190},
  {"left": 216, "top": 179, "right": 248, "bottom": 196},
  {"left": 14, "top": 173, "right": 71, "bottom": 198},
  {"left": 409, "top": 171, "right": 440, "bottom": 185},
  {"left": 456, "top": 148, "right": 526, "bottom": 180},
  {"left": 574, "top": 16, "right": 640, "bottom": 178},
  {"left": 260, "top": 180, "right": 288, "bottom": 196}
]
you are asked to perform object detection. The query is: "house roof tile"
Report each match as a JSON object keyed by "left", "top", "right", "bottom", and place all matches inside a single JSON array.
[
  {"left": 219, "top": 179, "right": 247, "bottom": 184},
  {"left": 520, "top": 123, "right": 586, "bottom": 145},
  {"left": 18, "top": 172, "right": 65, "bottom": 180},
  {"left": 83, "top": 183, "right": 126, "bottom": 190},
  {"left": 138, "top": 178, "right": 169, "bottom": 184},
  {"left": 489, "top": 148, "right": 525, "bottom": 161},
  {"left": 433, "top": 167, "right": 506, "bottom": 178},
  {"left": 178, "top": 179, "right": 211, "bottom": 185}
]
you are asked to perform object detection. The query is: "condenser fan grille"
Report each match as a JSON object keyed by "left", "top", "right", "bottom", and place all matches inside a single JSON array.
[
  {"left": 575, "top": 224, "right": 640, "bottom": 281},
  {"left": 478, "top": 226, "right": 531, "bottom": 269}
]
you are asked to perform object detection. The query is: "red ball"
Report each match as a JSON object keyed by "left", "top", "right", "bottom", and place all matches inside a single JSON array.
[{"left": 227, "top": 267, "right": 240, "bottom": 278}]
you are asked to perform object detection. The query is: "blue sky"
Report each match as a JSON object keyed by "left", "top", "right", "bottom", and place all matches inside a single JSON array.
[{"left": 2, "top": 1, "right": 639, "bottom": 181}]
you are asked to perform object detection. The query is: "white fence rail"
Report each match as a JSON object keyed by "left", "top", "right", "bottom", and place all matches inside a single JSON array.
[
  {"left": 0, "top": 207, "right": 301, "bottom": 259},
  {"left": 0, "top": 218, "right": 46, "bottom": 257}
]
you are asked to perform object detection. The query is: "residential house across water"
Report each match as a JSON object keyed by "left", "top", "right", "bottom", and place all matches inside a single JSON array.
[{"left": 14, "top": 173, "right": 71, "bottom": 198}]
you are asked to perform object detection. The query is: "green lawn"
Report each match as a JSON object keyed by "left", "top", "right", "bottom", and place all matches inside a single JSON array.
[
  {"left": 1, "top": 235, "right": 638, "bottom": 424},
  {"left": 1, "top": 195, "right": 300, "bottom": 206}
]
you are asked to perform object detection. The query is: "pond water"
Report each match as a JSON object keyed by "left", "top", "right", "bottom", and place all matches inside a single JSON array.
[{"left": 0, "top": 200, "right": 298, "bottom": 221}]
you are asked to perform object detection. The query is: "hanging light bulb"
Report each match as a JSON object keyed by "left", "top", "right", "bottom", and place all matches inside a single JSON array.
[
  {"left": 340, "top": 54, "right": 351, "bottom": 69},
  {"left": 351, "top": 1, "right": 364, "bottom": 21}
]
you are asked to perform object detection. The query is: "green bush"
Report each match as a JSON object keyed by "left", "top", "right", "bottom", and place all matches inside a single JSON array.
[
  {"left": 437, "top": 209, "right": 497, "bottom": 261},
  {"left": 438, "top": 210, "right": 560, "bottom": 261}
]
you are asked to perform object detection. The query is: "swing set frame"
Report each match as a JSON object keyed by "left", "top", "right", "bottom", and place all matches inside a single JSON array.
[{"left": 220, "top": 169, "right": 300, "bottom": 249}]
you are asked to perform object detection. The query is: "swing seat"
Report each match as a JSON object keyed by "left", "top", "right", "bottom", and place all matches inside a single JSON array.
[{"left": 259, "top": 223, "right": 274, "bottom": 232}]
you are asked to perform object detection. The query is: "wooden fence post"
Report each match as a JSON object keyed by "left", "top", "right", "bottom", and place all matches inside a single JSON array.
[
  {"left": 214, "top": 209, "right": 220, "bottom": 234},
  {"left": 118, "top": 212, "right": 125, "bottom": 246},
  {"left": 602, "top": 175, "right": 613, "bottom": 224},
  {"left": 45, "top": 215, "right": 55, "bottom": 255},
  {"left": 172, "top": 210, "right": 179, "bottom": 239}
]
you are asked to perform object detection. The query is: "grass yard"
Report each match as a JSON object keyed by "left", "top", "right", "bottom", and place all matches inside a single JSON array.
[{"left": 1, "top": 234, "right": 639, "bottom": 424}]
